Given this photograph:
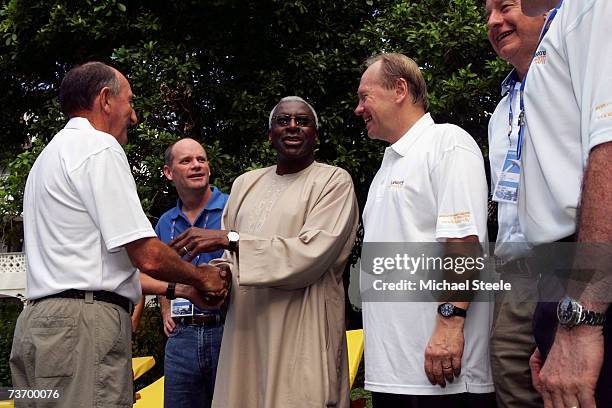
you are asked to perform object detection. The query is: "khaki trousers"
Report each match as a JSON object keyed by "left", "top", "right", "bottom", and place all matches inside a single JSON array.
[
  {"left": 10, "top": 297, "right": 132, "bottom": 408},
  {"left": 490, "top": 264, "right": 543, "bottom": 408}
]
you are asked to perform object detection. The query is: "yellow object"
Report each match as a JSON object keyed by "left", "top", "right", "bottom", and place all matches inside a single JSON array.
[
  {"left": 133, "top": 376, "right": 164, "bottom": 407},
  {"left": 132, "top": 356, "right": 156, "bottom": 380},
  {"left": 132, "top": 331, "right": 364, "bottom": 407},
  {"left": 0, "top": 357, "right": 155, "bottom": 408},
  {"left": 347, "top": 329, "right": 364, "bottom": 389}
]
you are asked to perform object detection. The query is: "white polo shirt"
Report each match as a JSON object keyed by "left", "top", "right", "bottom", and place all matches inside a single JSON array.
[
  {"left": 23, "top": 117, "right": 156, "bottom": 303},
  {"left": 488, "top": 71, "right": 531, "bottom": 261},
  {"left": 361, "top": 113, "right": 493, "bottom": 395},
  {"left": 519, "top": 0, "right": 612, "bottom": 243}
]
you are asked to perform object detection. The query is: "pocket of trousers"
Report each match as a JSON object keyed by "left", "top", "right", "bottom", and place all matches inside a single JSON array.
[{"left": 31, "top": 317, "right": 76, "bottom": 378}]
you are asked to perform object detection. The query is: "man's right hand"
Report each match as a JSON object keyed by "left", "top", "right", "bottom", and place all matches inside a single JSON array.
[{"left": 194, "top": 263, "right": 231, "bottom": 297}]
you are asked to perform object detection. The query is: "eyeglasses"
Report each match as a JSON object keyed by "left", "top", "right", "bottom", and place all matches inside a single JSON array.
[{"left": 272, "top": 114, "right": 315, "bottom": 127}]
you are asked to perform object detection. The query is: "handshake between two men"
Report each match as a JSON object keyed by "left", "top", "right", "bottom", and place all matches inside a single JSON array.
[
  {"left": 135, "top": 227, "right": 235, "bottom": 310},
  {"left": 168, "top": 227, "right": 236, "bottom": 308}
]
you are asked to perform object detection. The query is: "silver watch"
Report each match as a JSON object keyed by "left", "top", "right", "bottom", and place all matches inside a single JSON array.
[{"left": 557, "top": 296, "right": 606, "bottom": 328}]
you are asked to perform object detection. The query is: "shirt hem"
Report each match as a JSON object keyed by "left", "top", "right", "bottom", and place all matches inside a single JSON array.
[{"left": 365, "top": 381, "right": 495, "bottom": 395}]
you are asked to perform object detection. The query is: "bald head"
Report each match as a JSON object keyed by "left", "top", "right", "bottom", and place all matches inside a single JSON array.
[{"left": 164, "top": 138, "right": 206, "bottom": 167}]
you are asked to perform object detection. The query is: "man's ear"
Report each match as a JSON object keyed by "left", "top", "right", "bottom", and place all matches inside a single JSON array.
[
  {"left": 162, "top": 165, "right": 173, "bottom": 181},
  {"left": 99, "top": 87, "right": 112, "bottom": 114},
  {"left": 268, "top": 131, "right": 272, "bottom": 143},
  {"left": 395, "top": 78, "right": 409, "bottom": 104}
]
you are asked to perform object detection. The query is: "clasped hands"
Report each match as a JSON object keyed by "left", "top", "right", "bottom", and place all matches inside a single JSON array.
[{"left": 171, "top": 227, "right": 233, "bottom": 307}]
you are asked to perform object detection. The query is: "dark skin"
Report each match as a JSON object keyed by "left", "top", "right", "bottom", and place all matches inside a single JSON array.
[{"left": 170, "top": 100, "right": 319, "bottom": 257}]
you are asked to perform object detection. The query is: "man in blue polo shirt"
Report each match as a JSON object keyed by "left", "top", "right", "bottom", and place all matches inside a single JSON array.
[{"left": 154, "top": 137, "right": 228, "bottom": 408}]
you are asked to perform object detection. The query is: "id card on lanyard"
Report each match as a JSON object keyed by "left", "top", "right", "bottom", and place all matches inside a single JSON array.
[{"left": 492, "top": 1, "right": 563, "bottom": 204}]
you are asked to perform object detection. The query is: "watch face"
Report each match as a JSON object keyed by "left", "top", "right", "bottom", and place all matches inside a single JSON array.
[
  {"left": 228, "top": 231, "right": 239, "bottom": 242},
  {"left": 557, "top": 297, "right": 575, "bottom": 325},
  {"left": 439, "top": 303, "right": 454, "bottom": 317}
]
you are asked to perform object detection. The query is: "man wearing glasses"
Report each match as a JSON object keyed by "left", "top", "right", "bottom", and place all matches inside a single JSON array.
[{"left": 170, "top": 96, "right": 359, "bottom": 408}]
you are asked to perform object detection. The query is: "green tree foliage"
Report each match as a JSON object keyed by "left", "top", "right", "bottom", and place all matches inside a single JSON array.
[{"left": 0, "top": 0, "right": 508, "bottom": 250}]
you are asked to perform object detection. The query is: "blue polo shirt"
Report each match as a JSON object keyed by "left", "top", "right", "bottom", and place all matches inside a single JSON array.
[{"left": 154, "top": 186, "right": 228, "bottom": 314}]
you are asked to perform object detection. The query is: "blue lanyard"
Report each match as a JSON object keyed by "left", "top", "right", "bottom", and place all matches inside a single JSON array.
[
  {"left": 507, "top": 80, "right": 518, "bottom": 146},
  {"left": 516, "top": 0, "right": 563, "bottom": 160},
  {"left": 170, "top": 213, "right": 209, "bottom": 265}
]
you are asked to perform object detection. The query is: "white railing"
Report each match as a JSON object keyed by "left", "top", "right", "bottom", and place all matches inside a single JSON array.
[{"left": 0, "top": 251, "right": 26, "bottom": 298}]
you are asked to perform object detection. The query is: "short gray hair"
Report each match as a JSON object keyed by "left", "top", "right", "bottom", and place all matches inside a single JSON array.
[{"left": 268, "top": 96, "right": 319, "bottom": 129}]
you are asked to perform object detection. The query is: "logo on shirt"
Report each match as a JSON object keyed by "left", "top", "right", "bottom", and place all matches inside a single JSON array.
[
  {"left": 595, "top": 102, "right": 612, "bottom": 121},
  {"left": 438, "top": 212, "right": 472, "bottom": 226},
  {"left": 387, "top": 180, "right": 404, "bottom": 189},
  {"left": 533, "top": 49, "right": 547, "bottom": 65}
]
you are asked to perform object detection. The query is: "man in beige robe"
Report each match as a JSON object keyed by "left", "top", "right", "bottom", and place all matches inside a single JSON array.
[{"left": 170, "top": 96, "right": 359, "bottom": 408}]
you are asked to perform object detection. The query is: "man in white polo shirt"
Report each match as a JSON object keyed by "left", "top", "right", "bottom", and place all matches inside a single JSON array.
[
  {"left": 485, "top": 1, "right": 546, "bottom": 406},
  {"left": 9, "top": 62, "right": 229, "bottom": 407},
  {"left": 518, "top": 0, "right": 612, "bottom": 407},
  {"left": 356, "top": 53, "right": 494, "bottom": 407}
]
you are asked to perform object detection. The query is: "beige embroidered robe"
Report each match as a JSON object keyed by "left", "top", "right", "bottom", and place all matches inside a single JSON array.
[{"left": 211, "top": 162, "right": 359, "bottom": 408}]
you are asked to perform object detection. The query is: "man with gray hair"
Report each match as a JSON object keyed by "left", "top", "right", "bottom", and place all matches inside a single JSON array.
[
  {"left": 169, "top": 96, "right": 359, "bottom": 407},
  {"left": 9, "top": 61, "right": 229, "bottom": 407}
]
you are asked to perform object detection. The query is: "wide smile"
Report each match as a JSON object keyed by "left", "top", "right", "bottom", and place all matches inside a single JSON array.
[
  {"left": 188, "top": 173, "right": 206, "bottom": 180},
  {"left": 496, "top": 30, "right": 515, "bottom": 44}
]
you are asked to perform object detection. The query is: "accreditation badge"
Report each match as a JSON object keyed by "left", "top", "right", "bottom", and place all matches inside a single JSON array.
[{"left": 493, "top": 149, "right": 520, "bottom": 204}]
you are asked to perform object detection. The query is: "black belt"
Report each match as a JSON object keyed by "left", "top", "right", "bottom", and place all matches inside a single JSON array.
[
  {"left": 173, "top": 314, "right": 224, "bottom": 326},
  {"left": 35, "top": 289, "right": 133, "bottom": 314}
]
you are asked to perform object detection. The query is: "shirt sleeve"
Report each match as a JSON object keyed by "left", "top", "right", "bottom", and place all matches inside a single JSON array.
[
  {"left": 70, "top": 147, "right": 156, "bottom": 251},
  {"left": 431, "top": 131, "right": 488, "bottom": 242},
  {"left": 568, "top": 0, "right": 612, "bottom": 151}
]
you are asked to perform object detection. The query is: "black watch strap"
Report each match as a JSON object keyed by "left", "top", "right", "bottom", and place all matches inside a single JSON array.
[
  {"left": 453, "top": 307, "right": 467, "bottom": 318},
  {"left": 166, "top": 282, "right": 176, "bottom": 300}
]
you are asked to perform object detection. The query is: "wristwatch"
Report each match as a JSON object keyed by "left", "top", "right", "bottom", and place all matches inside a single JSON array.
[
  {"left": 166, "top": 282, "right": 176, "bottom": 300},
  {"left": 557, "top": 296, "right": 606, "bottom": 328},
  {"left": 227, "top": 230, "right": 240, "bottom": 252},
  {"left": 437, "top": 303, "right": 467, "bottom": 318}
]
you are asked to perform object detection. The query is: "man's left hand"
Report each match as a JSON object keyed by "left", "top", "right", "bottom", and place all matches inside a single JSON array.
[
  {"left": 424, "top": 316, "right": 464, "bottom": 387},
  {"left": 170, "top": 227, "right": 229, "bottom": 261},
  {"left": 534, "top": 326, "right": 603, "bottom": 408}
]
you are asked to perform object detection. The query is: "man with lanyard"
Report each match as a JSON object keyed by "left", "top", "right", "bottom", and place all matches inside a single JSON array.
[
  {"left": 153, "top": 138, "right": 228, "bottom": 408},
  {"left": 9, "top": 62, "right": 229, "bottom": 407},
  {"left": 517, "top": 0, "right": 612, "bottom": 407},
  {"left": 485, "top": 2, "right": 546, "bottom": 407},
  {"left": 356, "top": 53, "right": 494, "bottom": 408}
]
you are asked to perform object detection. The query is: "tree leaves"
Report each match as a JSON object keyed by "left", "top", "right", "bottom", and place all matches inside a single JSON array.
[{"left": 0, "top": 0, "right": 506, "bottom": 251}]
